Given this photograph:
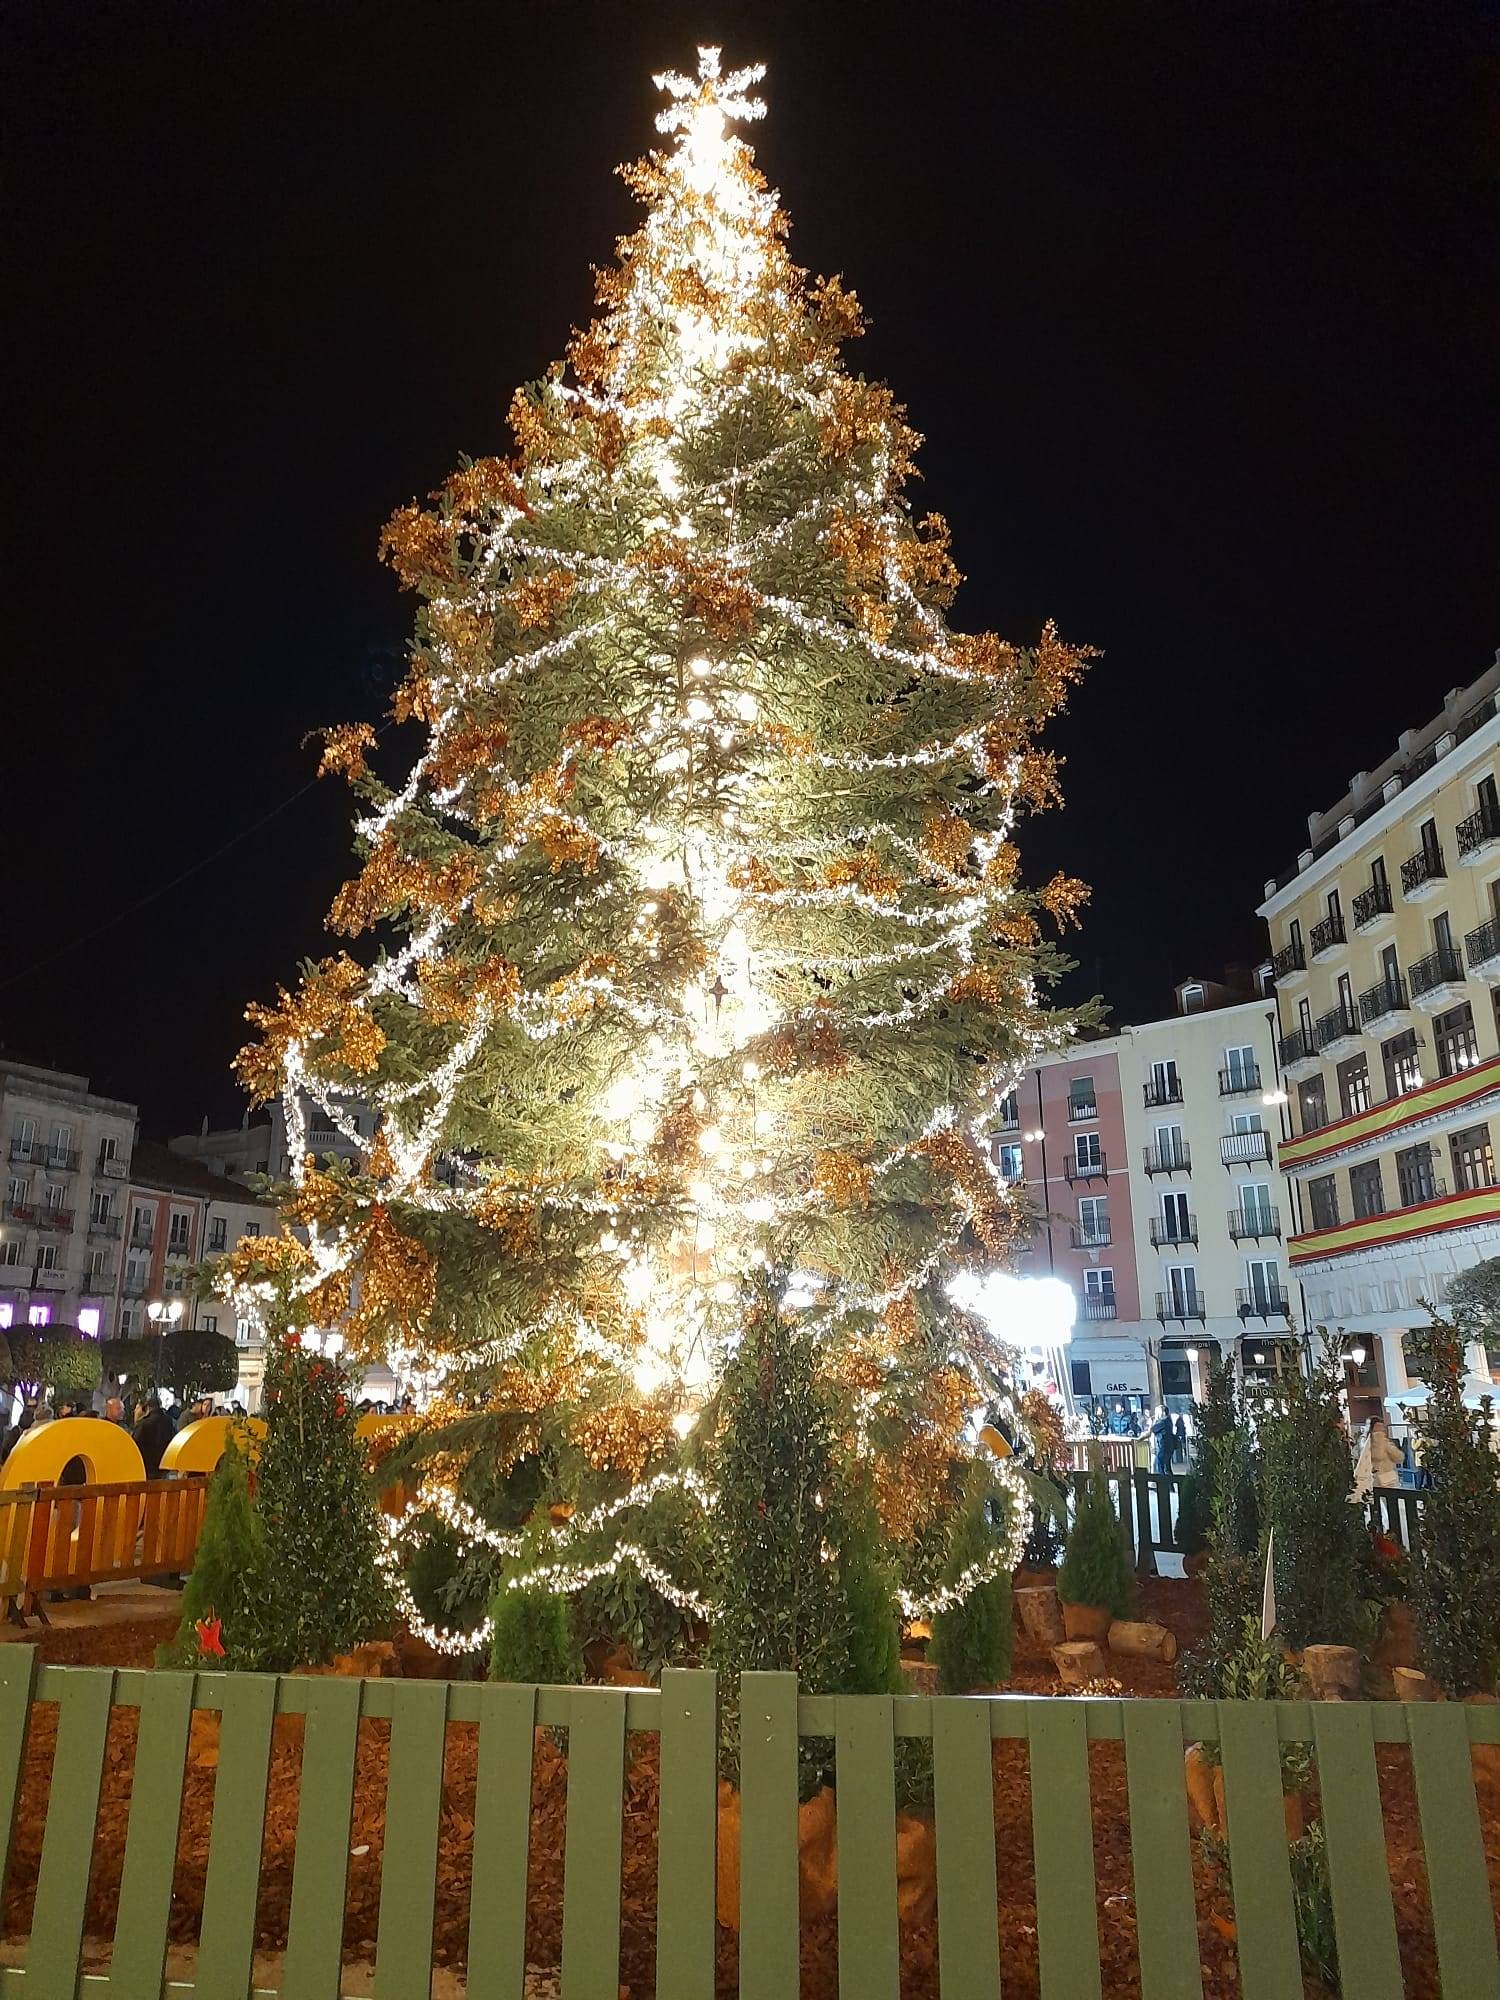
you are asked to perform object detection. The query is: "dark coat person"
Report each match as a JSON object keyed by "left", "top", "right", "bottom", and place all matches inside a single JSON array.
[{"left": 133, "top": 1401, "right": 176, "bottom": 1481}]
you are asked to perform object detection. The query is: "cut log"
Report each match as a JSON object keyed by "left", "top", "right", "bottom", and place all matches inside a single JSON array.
[
  {"left": 1108, "top": 1618, "right": 1178, "bottom": 1664},
  {"left": 895, "top": 1810, "right": 936, "bottom": 1924},
  {"left": 1052, "top": 1639, "right": 1108, "bottom": 1687},
  {"left": 1394, "top": 1666, "right": 1442, "bottom": 1702},
  {"left": 1015, "top": 1584, "right": 1066, "bottom": 1646},
  {"left": 1302, "top": 1644, "right": 1362, "bottom": 1700},
  {"left": 1061, "top": 1601, "right": 1113, "bottom": 1642}
]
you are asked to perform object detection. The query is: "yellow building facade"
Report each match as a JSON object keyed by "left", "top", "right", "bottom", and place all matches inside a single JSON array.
[{"left": 1259, "top": 655, "right": 1500, "bottom": 1423}]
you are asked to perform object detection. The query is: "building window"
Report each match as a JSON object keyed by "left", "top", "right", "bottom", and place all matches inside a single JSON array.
[
  {"left": 1077, "top": 1195, "right": 1107, "bottom": 1243},
  {"left": 1451, "top": 1124, "right": 1497, "bottom": 1193},
  {"left": 1308, "top": 1175, "right": 1340, "bottom": 1231},
  {"left": 244, "top": 1222, "right": 261, "bottom": 1239},
  {"left": 120, "top": 1305, "right": 138, "bottom": 1338},
  {"left": 27, "top": 1306, "right": 50, "bottom": 1327},
  {"left": 201, "top": 1313, "right": 218, "bottom": 1334},
  {"left": 1336, "top": 1055, "right": 1371, "bottom": 1117},
  {"left": 208, "top": 1218, "right": 227, "bottom": 1252},
  {"left": 7, "top": 1178, "right": 29, "bottom": 1208},
  {"left": 997, "top": 1143, "right": 1023, "bottom": 1182},
  {"left": 1161, "top": 1189, "right": 1191, "bottom": 1240},
  {"left": 1297, "top": 1075, "right": 1327, "bottom": 1134},
  {"left": 43, "top": 1183, "right": 65, "bottom": 1212},
  {"left": 1371, "top": 854, "right": 1389, "bottom": 894},
  {"left": 1083, "top": 1267, "right": 1115, "bottom": 1301},
  {"left": 998, "top": 1091, "right": 1019, "bottom": 1130},
  {"left": 1350, "top": 1160, "right": 1385, "bottom": 1219},
  {"left": 34, "top": 1244, "right": 57, "bottom": 1273},
  {"left": 0, "top": 1241, "right": 20, "bottom": 1269},
  {"left": 11, "top": 1120, "right": 35, "bottom": 1161},
  {"left": 1181, "top": 985, "right": 1205, "bottom": 1013},
  {"left": 1164, "top": 1266, "right": 1199, "bottom": 1314},
  {"left": 1239, "top": 1181, "right": 1274, "bottom": 1232},
  {"left": 90, "top": 1191, "right": 109, "bottom": 1225},
  {"left": 168, "top": 1210, "right": 192, "bottom": 1252},
  {"left": 132, "top": 1206, "right": 153, "bottom": 1239},
  {"left": 87, "top": 1249, "right": 107, "bottom": 1280},
  {"left": 1068, "top": 1075, "right": 1097, "bottom": 1118},
  {"left": 1074, "top": 1132, "right": 1103, "bottom": 1171},
  {"left": 1419, "top": 816, "right": 1442, "bottom": 868},
  {"left": 1400, "top": 1152, "right": 1448, "bottom": 1208},
  {"left": 1245, "top": 1258, "right": 1281, "bottom": 1308},
  {"left": 1223, "top": 1045, "right": 1257, "bottom": 1091},
  {"left": 48, "top": 1124, "right": 71, "bottom": 1163},
  {"left": 1298, "top": 995, "right": 1313, "bottom": 1039},
  {"left": 1434, "top": 1003, "right": 1479, "bottom": 1079},
  {"left": 1382, "top": 1031, "right": 1423, "bottom": 1099},
  {"left": 1288, "top": 918, "right": 1303, "bottom": 960}
]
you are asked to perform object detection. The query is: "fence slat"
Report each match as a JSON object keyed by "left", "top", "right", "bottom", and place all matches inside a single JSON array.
[
  {"left": 281, "top": 1674, "right": 362, "bottom": 2000},
  {"left": 466, "top": 1681, "right": 536, "bottom": 2000},
  {"left": 1027, "top": 1699, "right": 1101, "bottom": 1999},
  {"left": 738, "top": 1670, "right": 801, "bottom": 2000},
  {"left": 106, "top": 1670, "right": 194, "bottom": 1998},
  {"left": 835, "top": 1693, "right": 900, "bottom": 2000},
  {"left": 559, "top": 1687, "right": 628, "bottom": 2000},
  {"left": 1122, "top": 1701, "right": 1202, "bottom": 2000},
  {"left": 1216, "top": 1700, "right": 1301, "bottom": 2000},
  {"left": 1310, "top": 1703, "right": 1402, "bottom": 2000},
  {"left": 373, "top": 1679, "right": 449, "bottom": 2000},
  {"left": 656, "top": 1668, "right": 717, "bottom": 2000},
  {"left": 195, "top": 1671, "right": 278, "bottom": 1998},
  {"left": 1407, "top": 1701, "right": 1500, "bottom": 1998},
  {"left": 0, "top": 1649, "right": 38, "bottom": 1878},
  {"left": 24, "top": 1666, "right": 115, "bottom": 2000},
  {"left": 932, "top": 1695, "right": 1002, "bottom": 1999}
]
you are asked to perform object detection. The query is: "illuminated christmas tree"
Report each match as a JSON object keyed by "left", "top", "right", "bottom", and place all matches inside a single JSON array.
[{"left": 229, "top": 48, "right": 1087, "bottom": 1655}]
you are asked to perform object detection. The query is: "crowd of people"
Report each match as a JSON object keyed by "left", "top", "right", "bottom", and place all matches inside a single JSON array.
[{"left": 0, "top": 1392, "right": 249, "bottom": 1480}]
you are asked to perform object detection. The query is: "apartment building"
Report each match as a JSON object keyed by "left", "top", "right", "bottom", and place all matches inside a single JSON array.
[
  {"left": 1011, "top": 975, "right": 1294, "bottom": 1423},
  {"left": 1260, "top": 655, "right": 1500, "bottom": 1422},
  {"left": 122, "top": 1141, "right": 278, "bottom": 1403},
  {"left": 0, "top": 1061, "right": 136, "bottom": 1339},
  {"left": 170, "top": 1092, "right": 375, "bottom": 1185}
]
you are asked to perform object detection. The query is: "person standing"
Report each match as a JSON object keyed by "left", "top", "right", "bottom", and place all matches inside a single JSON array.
[
  {"left": 1149, "top": 1404, "right": 1174, "bottom": 1475},
  {"left": 132, "top": 1397, "right": 175, "bottom": 1481},
  {"left": 1172, "top": 1411, "right": 1188, "bottom": 1466}
]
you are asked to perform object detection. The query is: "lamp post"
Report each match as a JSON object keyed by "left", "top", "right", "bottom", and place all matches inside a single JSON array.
[{"left": 146, "top": 1298, "right": 184, "bottom": 1401}]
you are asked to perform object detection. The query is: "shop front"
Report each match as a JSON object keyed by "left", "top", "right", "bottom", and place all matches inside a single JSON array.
[{"left": 1068, "top": 1340, "right": 1152, "bottom": 1435}]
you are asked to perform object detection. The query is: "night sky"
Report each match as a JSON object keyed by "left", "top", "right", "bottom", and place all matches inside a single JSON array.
[{"left": 5, "top": 1, "right": 1494, "bottom": 1135}]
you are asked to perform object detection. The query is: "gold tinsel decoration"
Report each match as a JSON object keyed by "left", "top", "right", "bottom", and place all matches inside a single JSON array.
[
  {"left": 812, "top": 1149, "right": 872, "bottom": 1208},
  {"left": 894, "top": 513, "right": 961, "bottom": 607},
  {"left": 919, "top": 808, "right": 971, "bottom": 878},
  {"left": 824, "top": 851, "right": 901, "bottom": 898},
  {"left": 345, "top": 1204, "right": 438, "bottom": 1353},
  {"left": 504, "top": 568, "right": 576, "bottom": 631},
  {"left": 377, "top": 504, "right": 453, "bottom": 590},
  {"left": 417, "top": 953, "right": 521, "bottom": 1027},
  {"left": 561, "top": 714, "right": 632, "bottom": 758},
  {"left": 946, "top": 965, "right": 1011, "bottom": 1011},
  {"left": 1039, "top": 871, "right": 1090, "bottom": 931},
  {"left": 317, "top": 723, "right": 377, "bottom": 783},
  {"left": 428, "top": 718, "right": 511, "bottom": 792},
  {"left": 236, "top": 956, "right": 383, "bottom": 1103},
  {"left": 439, "top": 456, "right": 529, "bottom": 519}
]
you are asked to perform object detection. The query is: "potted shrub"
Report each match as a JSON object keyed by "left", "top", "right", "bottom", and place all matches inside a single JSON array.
[{"left": 1056, "top": 1459, "right": 1132, "bottom": 1638}]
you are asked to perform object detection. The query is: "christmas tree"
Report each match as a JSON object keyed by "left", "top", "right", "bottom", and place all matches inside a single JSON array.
[{"left": 228, "top": 50, "right": 1085, "bottom": 1651}]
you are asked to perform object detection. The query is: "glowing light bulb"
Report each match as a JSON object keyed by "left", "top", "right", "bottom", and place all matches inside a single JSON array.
[
  {"left": 604, "top": 1076, "right": 642, "bottom": 1120},
  {"left": 741, "top": 1059, "right": 760, "bottom": 1081},
  {"left": 690, "top": 657, "right": 713, "bottom": 678},
  {"left": 671, "top": 1409, "right": 699, "bottom": 1439},
  {"left": 697, "top": 1125, "right": 724, "bottom": 1155},
  {"left": 735, "top": 692, "right": 758, "bottom": 720}
]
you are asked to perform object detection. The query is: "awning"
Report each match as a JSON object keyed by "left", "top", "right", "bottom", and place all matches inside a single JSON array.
[{"left": 1086, "top": 1357, "right": 1151, "bottom": 1396}]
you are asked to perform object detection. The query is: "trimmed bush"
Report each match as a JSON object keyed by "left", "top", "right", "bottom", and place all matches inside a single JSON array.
[
  {"left": 930, "top": 1463, "right": 1013, "bottom": 1691},
  {"left": 491, "top": 1570, "right": 583, "bottom": 1685},
  {"left": 161, "top": 1435, "right": 266, "bottom": 1668},
  {"left": 1056, "top": 1461, "right": 1132, "bottom": 1617}
]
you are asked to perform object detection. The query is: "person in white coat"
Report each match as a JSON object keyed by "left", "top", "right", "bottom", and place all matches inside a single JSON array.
[{"left": 1353, "top": 1414, "right": 1403, "bottom": 1500}]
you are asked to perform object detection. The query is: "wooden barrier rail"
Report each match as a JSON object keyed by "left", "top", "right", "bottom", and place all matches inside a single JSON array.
[
  {"left": 0, "top": 1476, "right": 208, "bottom": 1623},
  {"left": 0, "top": 1655, "right": 1495, "bottom": 1995}
]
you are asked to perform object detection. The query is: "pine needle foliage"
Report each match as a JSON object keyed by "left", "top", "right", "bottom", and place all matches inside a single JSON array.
[
  {"left": 161, "top": 1434, "right": 266, "bottom": 1669},
  {"left": 930, "top": 1460, "right": 1013, "bottom": 1690},
  {"left": 1254, "top": 1350, "right": 1367, "bottom": 1650}
]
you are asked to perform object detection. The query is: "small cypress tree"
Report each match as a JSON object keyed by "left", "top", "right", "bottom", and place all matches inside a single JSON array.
[
  {"left": 1056, "top": 1461, "right": 1133, "bottom": 1617},
  {"left": 253, "top": 1333, "right": 390, "bottom": 1669},
  {"left": 1255, "top": 1350, "right": 1367, "bottom": 1649},
  {"left": 837, "top": 1476, "right": 903, "bottom": 1696},
  {"left": 491, "top": 1565, "right": 584, "bottom": 1685},
  {"left": 161, "top": 1434, "right": 266, "bottom": 1668},
  {"left": 930, "top": 1461, "right": 1014, "bottom": 1691},
  {"left": 1406, "top": 1318, "right": 1500, "bottom": 1695}
]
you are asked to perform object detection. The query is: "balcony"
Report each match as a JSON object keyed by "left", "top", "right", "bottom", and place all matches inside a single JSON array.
[
  {"left": 1221, "top": 1130, "right": 1273, "bottom": 1168},
  {"left": 31, "top": 1267, "right": 67, "bottom": 1293},
  {"left": 36, "top": 1208, "right": 74, "bottom": 1233},
  {"left": 122, "top": 1271, "right": 150, "bottom": 1298},
  {"left": 1408, "top": 945, "right": 1466, "bottom": 1011},
  {"left": 1142, "top": 1076, "right": 1183, "bottom": 1108},
  {"left": 3, "top": 1202, "right": 36, "bottom": 1227},
  {"left": 1278, "top": 1028, "right": 1321, "bottom": 1081},
  {"left": 1237, "top": 1285, "right": 1292, "bottom": 1323},
  {"left": 1466, "top": 920, "right": 1500, "bottom": 986},
  {"left": 1457, "top": 804, "right": 1500, "bottom": 865},
  {"left": 87, "top": 1214, "right": 121, "bottom": 1239},
  {"left": 1358, "top": 974, "right": 1412, "bottom": 1037},
  {"left": 1401, "top": 844, "right": 1447, "bottom": 900},
  {"left": 1066, "top": 1100, "right": 1098, "bottom": 1123},
  {"left": 1080, "top": 1295, "right": 1117, "bottom": 1322},
  {"left": 41, "top": 1148, "right": 80, "bottom": 1175},
  {"left": 1157, "top": 1289, "right": 1207, "bottom": 1324},
  {"left": 165, "top": 1239, "right": 193, "bottom": 1261},
  {"left": 1271, "top": 940, "right": 1306, "bottom": 985},
  {"left": 1228, "top": 1204, "right": 1282, "bottom": 1242},
  {"left": 1143, "top": 1142, "right": 1191, "bottom": 1177},
  {"left": 1308, "top": 913, "right": 1346, "bottom": 963},
  {"left": 1063, "top": 1152, "right": 1107, "bottom": 1186},
  {"left": 1352, "top": 880, "right": 1395, "bottom": 935},
  {"left": 1218, "top": 1062, "right": 1261, "bottom": 1097},
  {"left": 81, "top": 1266, "right": 115, "bottom": 1295},
  {"left": 129, "top": 1226, "right": 155, "bottom": 1249},
  {"left": 97, "top": 1153, "right": 127, "bottom": 1180},
  {"left": 1149, "top": 1213, "right": 1198, "bottom": 1248},
  {"left": 1313, "top": 1002, "right": 1364, "bottom": 1061},
  {"left": 7, "top": 1140, "right": 35, "bottom": 1165},
  {"left": 1070, "top": 1224, "right": 1112, "bottom": 1250}
]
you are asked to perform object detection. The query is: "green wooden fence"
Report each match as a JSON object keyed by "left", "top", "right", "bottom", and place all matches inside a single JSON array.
[{"left": 0, "top": 1648, "right": 1496, "bottom": 1996}]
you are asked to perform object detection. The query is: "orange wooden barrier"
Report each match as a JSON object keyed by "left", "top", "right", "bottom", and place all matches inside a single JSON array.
[{"left": 4, "top": 1474, "right": 209, "bottom": 1623}]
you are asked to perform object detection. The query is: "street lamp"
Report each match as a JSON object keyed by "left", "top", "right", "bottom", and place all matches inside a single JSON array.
[{"left": 146, "top": 1300, "right": 184, "bottom": 1331}]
